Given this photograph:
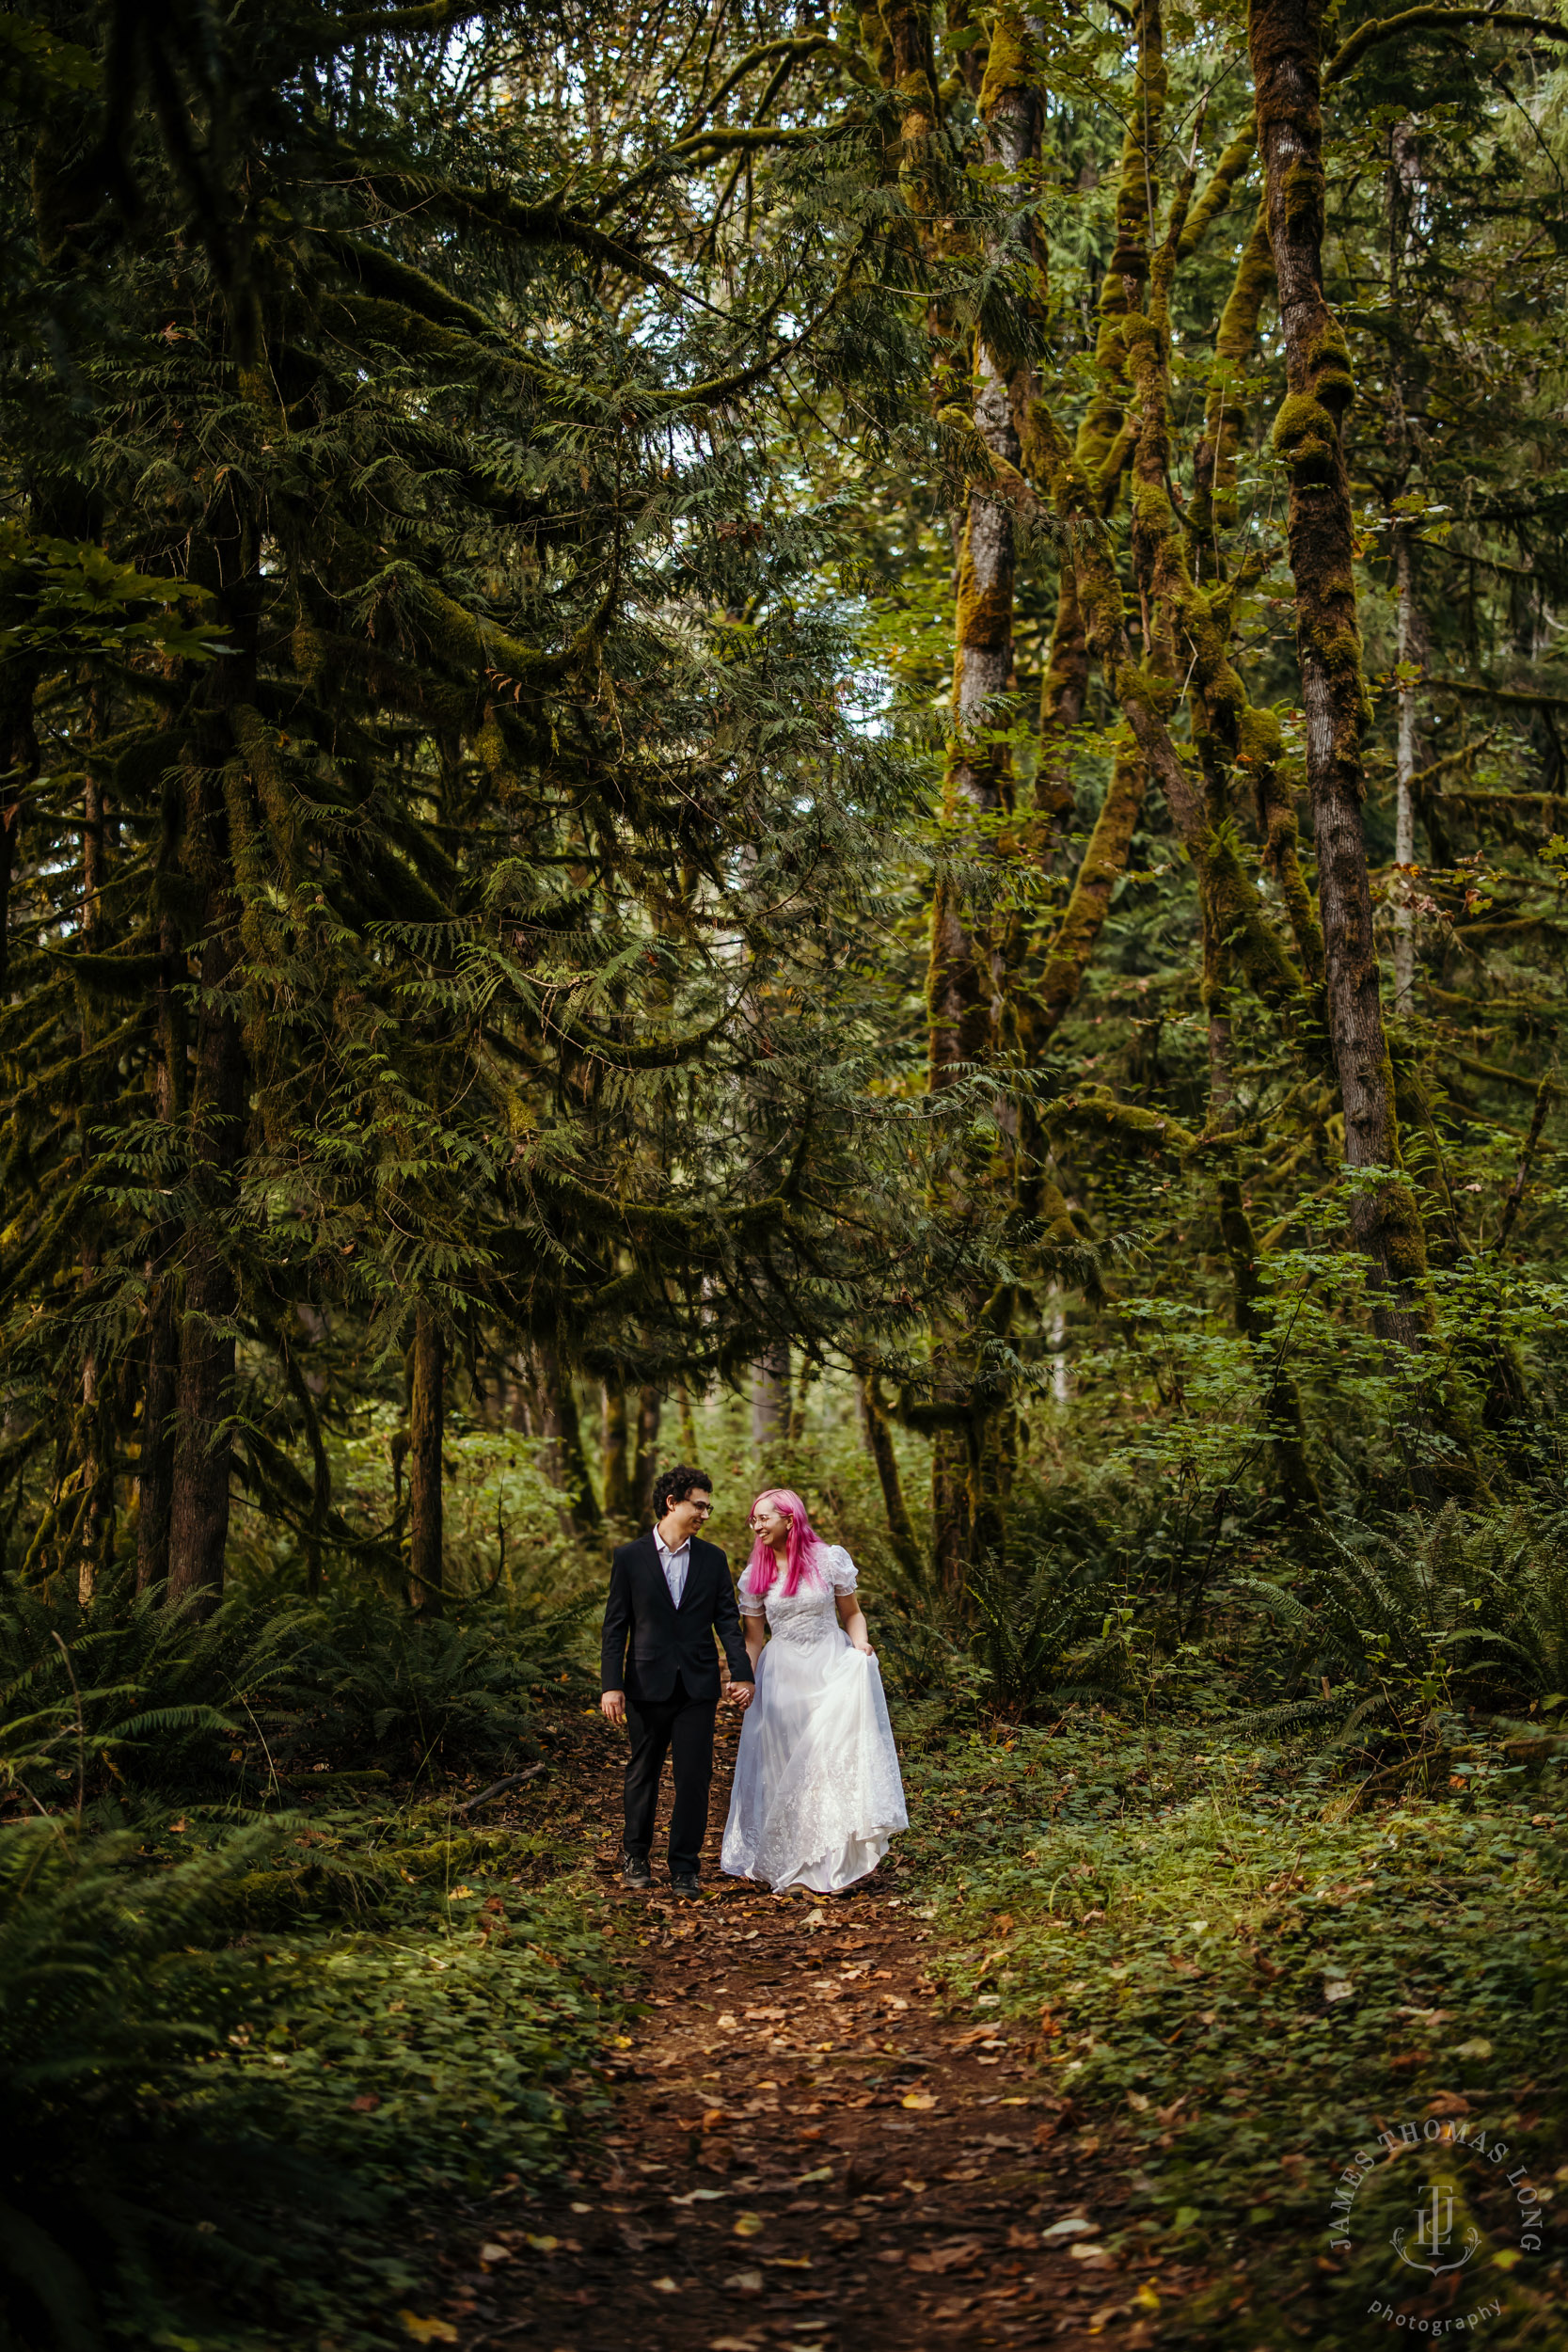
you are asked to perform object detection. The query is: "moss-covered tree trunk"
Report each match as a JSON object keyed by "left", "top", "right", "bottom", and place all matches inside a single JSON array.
[
  {"left": 543, "top": 1352, "right": 600, "bottom": 1533},
  {"left": 633, "top": 1384, "right": 661, "bottom": 1522},
  {"left": 602, "top": 1379, "right": 631, "bottom": 1519},
  {"left": 136, "top": 906, "right": 185, "bottom": 1593},
  {"left": 859, "top": 1374, "right": 924, "bottom": 1581},
  {"left": 751, "top": 1347, "right": 788, "bottom": 1450},
  {"left": 1249, "top": 0, "right": 1428, "bottom": 1341},
  {"left": 407, "top": 1301, "right": 445, "bottom": 1615},
  {"left": 165, "top": 920, "right": 245, "bottom": 1607}
]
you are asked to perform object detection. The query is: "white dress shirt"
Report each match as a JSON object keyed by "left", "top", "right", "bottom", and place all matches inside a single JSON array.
[{"left": 654, "top": 1529, "right": 690, "bottom": 1608}]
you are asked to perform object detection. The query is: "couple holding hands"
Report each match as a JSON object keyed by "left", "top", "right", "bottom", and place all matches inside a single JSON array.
[{"left": 599, "top": 1466, "right": 907, "bottom": 1896}]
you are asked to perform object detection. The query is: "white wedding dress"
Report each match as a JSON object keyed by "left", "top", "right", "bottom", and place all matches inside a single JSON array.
[{"left": 721, "top": 1545, "right": 908, "bottom": 1894}]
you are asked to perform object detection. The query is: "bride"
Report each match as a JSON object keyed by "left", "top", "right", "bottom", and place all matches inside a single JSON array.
[{"left": 721, "top": 1488, "right": 907, "bottom": 1894}]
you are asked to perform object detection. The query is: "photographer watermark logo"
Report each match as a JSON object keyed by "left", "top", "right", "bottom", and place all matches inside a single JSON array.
[
  {"left": 1392, "top": 2183, "right": 1478, "bottom": 2279},
  {"left": 1327, "top": 2113, "right": 1544, "bottom": 2336}
]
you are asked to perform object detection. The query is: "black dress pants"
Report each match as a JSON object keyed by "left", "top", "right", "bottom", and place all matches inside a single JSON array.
[{"left": 623, "top": 1675, "right": 716, "bottom": 1879}]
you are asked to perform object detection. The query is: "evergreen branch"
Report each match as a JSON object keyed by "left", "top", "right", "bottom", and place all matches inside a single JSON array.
[
  {"left": 1325, "top": 5, "right": 1568, "bottom": 80},
  {"left": 326, "top": 159, "right": 685, "bottom": 296}
]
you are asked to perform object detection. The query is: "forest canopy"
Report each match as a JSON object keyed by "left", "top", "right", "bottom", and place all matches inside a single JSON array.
[
  {"left": 4, "top": 0, "right": 1568, "bottom": 1601},
  {"left": 5, "top": 2, "right": 1568, "bottom": 2347}
]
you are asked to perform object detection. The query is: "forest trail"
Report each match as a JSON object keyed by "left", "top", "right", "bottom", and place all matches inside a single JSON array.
[{"left": 436, "top": 1717, "right": 1185, "bottom": 2352}]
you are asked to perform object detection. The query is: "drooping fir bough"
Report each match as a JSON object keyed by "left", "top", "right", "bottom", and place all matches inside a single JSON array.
[{"left": 2, "top": 0, "right": 1567, "bottom": 1605}]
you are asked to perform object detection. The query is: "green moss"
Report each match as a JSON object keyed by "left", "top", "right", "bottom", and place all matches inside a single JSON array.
[
  {"left": 1270, "top": 390, "right": 1339, "bottom": 481},
  {"left": 976, "top": 3, "right": 1030, "bottom": 105}
]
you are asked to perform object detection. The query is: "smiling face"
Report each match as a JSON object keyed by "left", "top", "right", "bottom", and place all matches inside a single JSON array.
[
  {"left": 750, "top": 1498, "right": 791, "bottom": 1552},
  {"left": 660, "top": 1485, "right": 714, "bottom": 1545}
]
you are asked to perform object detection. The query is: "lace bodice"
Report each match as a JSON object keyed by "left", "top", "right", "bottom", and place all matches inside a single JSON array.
[{"left": 737, "top": 1545, "right": 857, "bottom": 1647}]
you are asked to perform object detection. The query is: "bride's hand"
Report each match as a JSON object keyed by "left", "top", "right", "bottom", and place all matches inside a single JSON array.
[{"left": 852, "top": 1638, "right": 875, "bottom": 1658}]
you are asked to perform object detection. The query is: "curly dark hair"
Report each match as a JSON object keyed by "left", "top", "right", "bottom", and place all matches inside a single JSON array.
[{"left": 651, "top": 1464, "right": 713, "bottom": 1518}]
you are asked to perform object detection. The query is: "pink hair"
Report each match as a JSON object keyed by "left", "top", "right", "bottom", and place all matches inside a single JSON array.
[{"left": 746, "top": 1488, "right": 825, "bottom": 1598}]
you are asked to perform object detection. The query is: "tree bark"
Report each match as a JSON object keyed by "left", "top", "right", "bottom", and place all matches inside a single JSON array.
[
  {"left": 165, "top": 922, "right": 245, "bottom": 1609},
  {"left": 1393, "top": 524, "right": 1426, "bottom": 1009},
  {"left": 543, "top": 1351, "right": 600, "bottom": 1532},
  {"left": 1248, "top": 0, "right": 1429, "bottom": 1335},
  {"left": 408, "top": 1302, "right": 445, "bottom": 1615},
  {"left": 136, "top": 910, "right": 185, "bottom": 1594},
  {"left": 751, "top": 1348, "right": 788, "bottom": 1449},
  {"left": 601, "top": 1379, "right": 631, "bottom": 1518},
  {"left": 860, "top": 1375, "right": 924, "bottom": 1581},
  {"left": 633, "top": 1383, "right": 661, "bottom": 1521}
]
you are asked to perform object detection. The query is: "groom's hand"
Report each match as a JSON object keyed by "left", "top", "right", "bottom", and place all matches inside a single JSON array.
[
  {"left": 600, "top": 1690, "right": 626, "bottom": 1726},
  {"left": 729, "top": 1682, "right": 754, "bottom": 1711}
]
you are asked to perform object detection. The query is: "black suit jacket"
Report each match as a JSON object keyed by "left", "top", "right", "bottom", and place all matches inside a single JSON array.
[{"left": 600, "top": 1533, "right": 753, "bottom": 1706}]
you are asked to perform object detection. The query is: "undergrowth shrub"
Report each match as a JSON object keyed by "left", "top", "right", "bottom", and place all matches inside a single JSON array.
[{"left": 0, "top": 1803, "right": 617, "bottom": 2350}]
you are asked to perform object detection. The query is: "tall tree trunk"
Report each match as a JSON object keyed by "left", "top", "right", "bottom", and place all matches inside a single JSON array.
[
  {"left": 407, "top": 1302, "right": 445, "bottom": 1615},
  {"left": 676, "top": 1380, "right": 699, "bottom": 1461},
  {"left": 166, "top": 470, "right": 258, "bottom": 1608},
  {"left": 542, "top": 1351, "right": 600, "bottom": 1532},
  {"left": 1392, "top": 525, "right": 1425, "bottom": 1009},
  {"left": 1249, "top": 0, "right": 1429, "bottom": 1341},
  {"left": 633, "top": 1384, "right": 661, "bottom": 1522},
  {"left": 166, "top": 921, "right": 245, "bottom": 1609},
  {"left": 136, "top": 909, "right": 184, "bottom": 1594},
  {"left": 931, "top": 1429, "right": 971, "bottom": 1595},
  {"left": 859, "top": 1375, "right": 924, "bottom": 1581},
  {"left": 751, "top": 1348, "right": 788, "bottom": 1451},
  {"left": 77, "top": 747, "right": 110, "bottom": 1603},
  {"left": 602, "top": 1379, "right": 631, "bottom": 1519}
]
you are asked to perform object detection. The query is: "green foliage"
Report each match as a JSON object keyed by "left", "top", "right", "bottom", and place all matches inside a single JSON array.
[
  {"left": 0, "top": 1796, "right": 618, "bottom": 2350},
  {"left": 1242, "top": 1497, "right": 1568, "bottom": 1724},
  {"left": 905, "top": 1716, "right": 1568, "bottom": 2347},
  {"left": 276, "top": 1586, "right": 584, "bottom": 1778}
]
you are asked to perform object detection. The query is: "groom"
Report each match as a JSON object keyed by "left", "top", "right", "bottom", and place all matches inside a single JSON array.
[{"left": 599, "top": 1465, "right": 753, "bottom": 1896}]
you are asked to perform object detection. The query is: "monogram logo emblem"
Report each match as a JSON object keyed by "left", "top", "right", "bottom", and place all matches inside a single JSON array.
[{"left": 1391, "top": 2180, "right": 1480, "bottom": 2279}]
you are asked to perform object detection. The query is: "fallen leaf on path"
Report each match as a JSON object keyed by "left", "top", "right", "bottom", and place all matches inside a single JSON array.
[
  {"left": 399, "top": 2317, "right": 457, "bottom": 2345},
  {"left": 669, "top": 2188, "right": 728, "bottom": 2204},
  {"left": 901, "top": 2091, "right": 937, "bottom": 2109},
  {"left": 525, "top": 2234, "right": 559, "bottom": 2253},
  {"left": 1041, "top": 2217, "right": 1099, "bottom": 2241},
  {"left": 476, "top": 2243, "right": 512, "bottom": 2265},
  {"left": 733, "top": 2211, "right": 765, "bottom": 2237},
  {"left": 952, "top": 2024, "right": 1006, "bottom": 2048},
  {"left": 720, "top": 2275, "right": 763, "bottom": 2297},
  {"left": 652, "top": 2276, "right": 678, "bottom": 2293},
  {"left": 1132, "top": 2284, "right": 1161, "bottom": 2311},
  {"left": 908, "top": 2237, "right": 986, "bottom": 2275},
  {"left": 1424, "top": 2091, "right": 1471, "bottom": 2118},
  {"left": 1070, "top": 2243, "right": 1111, "bottom": 2264}
]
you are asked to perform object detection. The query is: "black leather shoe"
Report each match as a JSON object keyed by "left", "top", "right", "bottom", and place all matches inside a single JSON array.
[
  {"left": 670, "top": 1873, "right": 703, "bottom": 1898},
  {"left": 622, "top": 1856, "right": 652, "bottom": 1888}
]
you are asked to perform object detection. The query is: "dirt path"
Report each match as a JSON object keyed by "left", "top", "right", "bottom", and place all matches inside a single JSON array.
[{"left": 435, "top": 1714, "right": 1184, "bottom": 2352}]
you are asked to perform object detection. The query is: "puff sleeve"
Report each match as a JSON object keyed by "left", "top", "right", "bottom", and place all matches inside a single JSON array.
[
  {"left": 736, "top": 1564, "right": 767, "bottom": 1617},
  {"left": 823, "top": 1545, "right": 859, "bottom": 1594}
]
